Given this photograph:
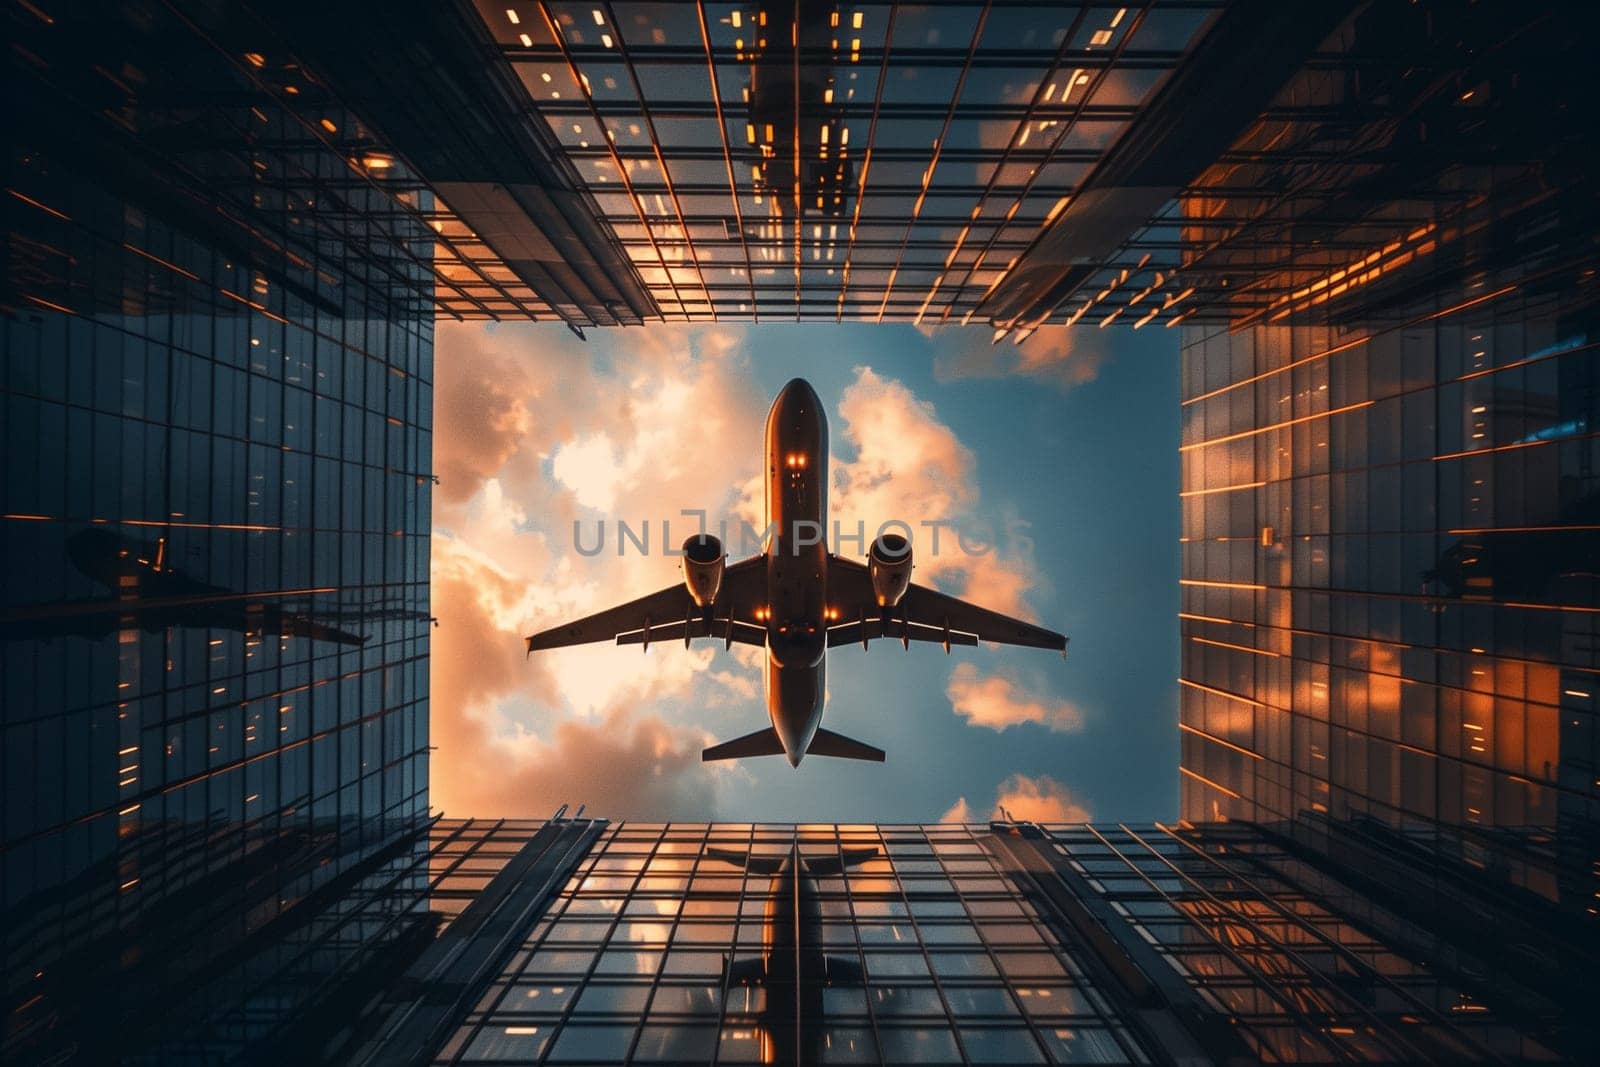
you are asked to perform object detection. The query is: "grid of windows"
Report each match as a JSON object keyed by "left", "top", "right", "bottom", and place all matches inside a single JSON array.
[
  {"left": 1177, "top": 222, "right": 1600, "bottom": 920},
  {"left": 2, "top": 1, "right": 436, "bottom": 1053},
  {"left": 464, "top": 1, "right": 1220, "bottom": 323},
  {"left": 982, "top": 4, "right": 1600, "bottom": 338},
  {"left": 449, "top": 3, "right": 1587, "bottom": 339},
  {"left": 1169, "top": 0, "right": 1600, "bottom": 923},
  {"left": 1037, "top": 824, "right": 1554, "bottom": 1062},
  {"left": 436, "top": 822, "right": 1148, "bottom": 1065},
  {"left": 1176, "top": 238, "right": 1600, "bottom": 909},
  {"left": 130, "top": 819, "right": 528, "bottom": 1063}
]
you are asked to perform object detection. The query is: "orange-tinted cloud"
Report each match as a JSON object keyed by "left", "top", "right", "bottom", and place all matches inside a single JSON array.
[
  {"left": 945, "top": 662, "right": 1082, "bottom": 733},
  {"left": 918, "top": 551, "right": 1041, "bottom": 623},
  {"left": 429, "top": 322, "right": 769, "bottom": 817},
  {"left": 430, "top": 330, "right": 1063, "bottom": 819},
  {"left": 938, "top": 796, "right": 975, "bottom": 824},
  {"left": 940, "top": 773, "right": 1091, "bottom": 824},
  {"left": 432, "top": 326, "right": 542, "bottom": 507},
  {"left": 833, "top": 365, "right": 977, "bottom": 529},
  {"left": 927, "top": 324, "right": 1107, "bottom": 391},
  {"left": 830, "top": 366, "right": 1047, "bottom": 619},
  {"left": 431, "top": 699, "right": 716, "bottom": 820},
  {"left": 430, "top": 527, "right": 719, "bottom": 818},
  {"left": 994, "top": 773, "right": 1092, "bottom": 823}
]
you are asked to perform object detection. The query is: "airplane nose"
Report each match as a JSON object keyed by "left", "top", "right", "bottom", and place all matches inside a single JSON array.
[{"left": 779, "top": 377, "right": 820, "bottom": 406}]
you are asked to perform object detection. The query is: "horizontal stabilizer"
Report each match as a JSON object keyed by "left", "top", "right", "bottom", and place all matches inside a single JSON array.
[
  {"left": 806, "top": 727, "right": 885, "bottom": 762},
  {"left": 802, "top": 846, "right": 880, "bottom": 877},
  {"left": 827, "top": 618, "right": 979, "bottom": 649},
  {"left": 822, "top": 954, "right": 865, "bottom": 985},
  {"left": 702, "top": 727, "right": 786, "bottom": 762}
]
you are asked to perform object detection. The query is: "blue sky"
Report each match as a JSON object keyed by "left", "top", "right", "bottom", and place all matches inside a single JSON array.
[{"left": 428, "top": 320, "right": 1178, "bottom": 823}]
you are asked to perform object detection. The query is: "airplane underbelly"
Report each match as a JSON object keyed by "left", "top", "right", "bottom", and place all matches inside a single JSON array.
[{"left": 767, "top": 660, "right": 824, "bottom": 756}]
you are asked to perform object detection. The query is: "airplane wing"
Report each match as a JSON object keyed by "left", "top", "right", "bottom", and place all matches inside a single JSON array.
[
  {"left": 705, "top": 847, "right": 786, "bottom": 876},
  {"left": 826, "top": 555, "right": 1068, "bottom": 652},
  {"left": 275, "top": 613, "right": 371, "bottom": 646},
  {"left": 617, "top": 620, "right": 766, "bottom": 648},
  {"left": 526, "top": 555, "right": 766, "bottom": 652},
  {"left": 802, "top": 846, "right": 880, "bottom": 877},
  {"left": 822, "top": 955, "right": 865, "bottom": 985},
  {"left": 826, "top": 619, "right": 977, "bottom": 650}
]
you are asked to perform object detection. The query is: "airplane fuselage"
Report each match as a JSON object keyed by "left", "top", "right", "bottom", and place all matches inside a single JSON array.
[
  {"left": 524, "top": 376, "right": 1068, "bottom": 767},
  {"left": 752, "top": 852, "right": 828, "bottom": 1063},
  {"left": 763, "top": 379, "right": 829, "bottom": 764}
]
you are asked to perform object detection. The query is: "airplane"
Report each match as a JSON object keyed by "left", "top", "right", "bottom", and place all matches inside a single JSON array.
[
  {"left": 0, "top": 528, "right": 370, "bottom": 645},
  {"left": 746, "top": 0, "right": 854, "bottom": 222},
  {"left": 1424, "top": 526, "right": 1600, "bottom": 600},
  {"left": 524, "top": 377, "right": 1069, "bottom": 767},
  {"left": 1423, "top": 489, "right": 1600, "bottom": 601},
  {"left": 706, "top": 843, "right": 876, "bottom": 1064}
]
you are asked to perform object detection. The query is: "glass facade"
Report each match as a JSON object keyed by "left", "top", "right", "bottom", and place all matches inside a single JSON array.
[
  {"left": 384, "top": 819, "right": 1572, "bottom": 1064},
  {"left": 1166, "top": 5, "right": 1600, "bottom": 1055},
  {"left": 463, "top": 0, "right": 1222, "bottom": 324},
  {"left": 1173, "top": 0, "right": 1600, "bottom": 926},
  {"left": 434, "top": 821, "right": 1148, "bottom": 1065},
  {"left": 1178, "top": 277, "right": 1598, "bottom": 845},
  {"left": 1031, "top": 822, "right": 1557, "bottom": 1062},
  {"left": 3, "top": 1, "right": 435, "bottom": 1058}
]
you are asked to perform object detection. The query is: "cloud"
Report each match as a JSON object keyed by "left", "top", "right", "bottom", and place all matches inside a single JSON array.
[
  {"left": 918, "top": 551, "right": 1040, "bottom": 622},
  {"left": 429, "top": 329, "right": 1064, "bottom": 819},
  {"left": 550, "top": 434, "right": 626, "bottom": 511},
  {"left": 946, "top": 662, "right": 1082, "bottom": 733},
  {"left": 430, "top": 527, "right": 721, "bottom": 818},
  {"left": 428, "top": 322, "right": 774, "bottom": 816},
  {"left": 993, "top": 773, "right": 1091, "bottom": 823},
  {"left": 938, "top": 796, "right": 973, "bottom": 824},
  {"left": 940, "top": 773, "right": 1091, "bottom": 825},
  {"left": 926, "top": 324, "right": 1107, "bottom": 391},
  {"left": 830, "top": 366, "right": 1047, "bottom": 619},
  {"left": 433, "top": 321, "right": 761, "bottom": 532},
  {"left": 432, "top": 701, "right": 717, "bottom": 820},
  {"left": 706, "top": 669, "right": 758, "bottom": 703},
  {"left": 833, "top": 366, "right": 978, "bottom": 532},
  {"left": 432, "top": 327, "right": 541, "bottom": 506}
]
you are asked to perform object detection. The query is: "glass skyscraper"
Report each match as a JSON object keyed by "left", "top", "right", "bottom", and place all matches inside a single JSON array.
[
  {"left": 4, "top": 0, "right": 1598, "bottom": 1063},
  {"left": 363, "top": 818, "right": 1570, "bottom": 1064},
  {"left": 456, "top": 0, "right": 1221, "bottom": 325},
  {"left": 4, "top": 1, "right": 435, "bottom": 1058},
  {"left": 1172, "top": 0, "right": 1599, "bottom": 922}
]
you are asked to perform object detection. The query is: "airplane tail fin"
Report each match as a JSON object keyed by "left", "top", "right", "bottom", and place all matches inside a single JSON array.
[
  {"left": 702, "top": 727, "right": 786, "bottom": 762},
  {"left": 806, "top": 727, "right": 886, "bottom": 762}
]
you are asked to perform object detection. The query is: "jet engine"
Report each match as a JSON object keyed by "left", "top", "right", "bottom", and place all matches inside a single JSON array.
[
  {"left": 682, "top": 534, "right": 725, "bottom": 607},
  {"left": 868, "top": 533, "right": 912, "bottom": 608}
]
